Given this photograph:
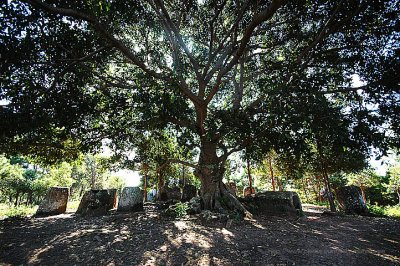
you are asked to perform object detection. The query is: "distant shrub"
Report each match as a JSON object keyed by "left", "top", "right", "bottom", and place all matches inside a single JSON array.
[
  {"left": 367, "top": 204, "right": 385, "bottom": 216},
  {"left": 165, "top": 202, "right": 190, "bottom": 218},
  {"left": 385, "top": 205, "right": 400, "bottom": 218},
  {"left": 0, "top": 204, "right": 38, "bottom": 218},
  {"left": 174, "top": 202, "right": 189, "bottom": 217},
  {"left": 67, "top": 200, "right": 81, "bottom": 211},
  {"left": 367, "top": 204, "right": 400, "bottom": 218}
]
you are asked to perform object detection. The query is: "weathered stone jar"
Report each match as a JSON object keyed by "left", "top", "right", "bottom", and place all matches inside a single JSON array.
[
  {"left": 36, "top": 187, "right": 69, "bottom": 216},
  {"left": 118, "top": 187, "right": 143, "bottom": 212},
  {"left": 76, "top": 189, "right": 117, "bottom": 216}
]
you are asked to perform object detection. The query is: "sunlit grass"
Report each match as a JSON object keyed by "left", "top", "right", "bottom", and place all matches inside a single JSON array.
[
  {"left": 368, "top": 204, "right": 400, "bottom": 218},
  {"left": 0, "top": 200, "right": 81, "bottom": 218},
  {"left": 384, "top": 205, "right": 400, "bottom": 218},
  {"left": 67, "top": 200, "right": 81, "bottom": 211},
  {"left": 0, "top": 203, "right": 38, "bottom": 218}
]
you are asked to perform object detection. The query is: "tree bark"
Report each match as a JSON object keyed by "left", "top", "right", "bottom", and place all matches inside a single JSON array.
[
  {"left": 143, "top": 173, "right": 148, "bottom": 202},
  {"left": 360, "top": 184, "right": 367, "bottom": 204},
  {"left": 268, "top": 158, "right": 276, "bottom": 191},
  {"left": 182, "top": 165, "right": 186, "bottom": 187},
  {"left": 195, "top": 140, "right": 250, "bottom": 216},
  {"left": 302, "top": 177, "right": 309, "bottom": 202},
  {"left": 276, "top": 176, "right": 283, "bottom": 191},
  {"left": 322, "top": 167, "right": 336, "bottom": 212},
  {"left": 195, "top": 140, "right": 224, "bottom": 210},
  {"left": 316, "top": 140, "right": 336, "bottom": 212},
  {"left": 14, "top": 191, "right": 20, "bottom": 207},
  {"left": 157, "top": 170, "right": 165, "bottom": 200},
  {"left": 247, "top": 158, "right": 253, "bottom": 193}
]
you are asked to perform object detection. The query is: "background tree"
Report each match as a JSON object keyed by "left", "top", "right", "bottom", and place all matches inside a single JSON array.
[
  {"left": 118, "top": 130, "right": 196, "bottom": 200},
  {"left": 347, "top": 169, "right": 379, "bottom": 203},
  {"left": 0, "top": 156, "right": 24, "bottom": 205},
  {"left": 0, "top": 155, "right": 47, "bottom": 206},
  {"left": 46, "top": 162, "right": 74, "bottom": 187},
  {"left": 82, "top": 154, "right": 110, "bottom": 189},
  {"left": 387, "top": 158, "right": 400, "bottom": 205},
  {"left": 107, "top": 175, "right": 126, "bottom": 195}
]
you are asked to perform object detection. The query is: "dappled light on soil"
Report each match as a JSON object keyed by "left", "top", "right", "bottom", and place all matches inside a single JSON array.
[{"left": 0, "top": 205, "right": 399, "bottom": 265}]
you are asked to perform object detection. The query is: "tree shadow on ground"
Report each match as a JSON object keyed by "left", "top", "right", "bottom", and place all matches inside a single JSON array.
[{"left": 0, "top": 205, "right": 399, "bottom": 265}]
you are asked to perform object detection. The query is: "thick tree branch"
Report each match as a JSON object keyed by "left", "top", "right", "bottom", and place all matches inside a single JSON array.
[
  {"left": 152, "top": 0, "right": 203, "bottom": 83},
  {"left": 295, "top": 0, "right": 344, "bottom": 64},
  {"left": 205, "top": 0, "right": 286, "bottom": 104},
  {"left": 324, "top": 84, "right": 371, "bottom": 94},
  {"left": 232, "top": 57, "right": 245, "bottom": 111},
  {"left": 204, "top": 1, "right": 250, "bottom": 79},
  {"left": 203, "top": 0, "right": 228, "bottom": 77},
  {"left": 22, "top": 0, "right": 202, "bottom": 105},
  {"left": 23, "top": 1, "right": 168, "bottom": 79}
]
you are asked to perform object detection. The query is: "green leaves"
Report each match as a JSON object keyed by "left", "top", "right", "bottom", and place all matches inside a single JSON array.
[{"left": 0, "top": 0, "right": 399, "bottom": 179}]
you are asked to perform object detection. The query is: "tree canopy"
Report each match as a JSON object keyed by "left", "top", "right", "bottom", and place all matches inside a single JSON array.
[{"left": 1, "top": 0, "right": 399, "bottom": 211}]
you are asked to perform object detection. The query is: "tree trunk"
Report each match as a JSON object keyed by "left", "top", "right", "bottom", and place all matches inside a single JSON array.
[
  {"left": 276, "top": 176, "right": 283, "bottom": 191},
  {"left": 246, "top": 159, "right": 253, "bottom": 193},
  {"left": 195, "top": 140, "right": 250, "bottom": 216},
  {"left": 268, "top": 158, "right": 276, "bottom": 191},
  {"left": 311, "top": 177, "right": 319, "bottom": 201},
  {"left": 195, "top": 141, "right": 225, "bottom": 210},
  {"left": 29, "top": 193, "right": 33, "bottom": 205},
  {"left": 157, "top": 170, "right": 165, "bottom": 200},
  {"left": 316, "top": 140, "right": 336, "bottom": 212},
  {"left": 317, "top": 176, "right": 323, "bottom": 202},
  {"left": 143, "top": 174, "right": 148, "bottom": 202},
  {"left": 322, "top": 168, "right": 336, "bottom": 212},
  {"left": 302, "top": 177, "right": 309, "bottom": 202},
  {"left": 360, "top": 184, "right": 367, "bottom": 204},
  {"left": 90, "top": 163, "right": 96, "bottom": 189},
  {"left": 14, "top": 191, "right": 20, "bottom": 207},
  {"left": 397, "top": 189, "right": 400, "bottom": 205},
  {"left": 182, "top": 165, "right": 186, "bottom": 187}
]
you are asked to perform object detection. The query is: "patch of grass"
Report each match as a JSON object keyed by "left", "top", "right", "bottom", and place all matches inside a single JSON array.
[
  {"left": 165, "top": 202, "right": 190, "bottom": 218},
  {"left": 67, "top": 200, "right": 81, "bottom": 211},
  {"left": 368, "top": 204, "right": 385, "bottom": 216},
  {"left": 0, "top": 203, "right": 38, "bottom": 218},
  {"left": 368, "top": 204, "right": 400, "bottom": 218},
  {"left": 174, "top": 202, "right": 189, "bottom": 217},
  {"left": 384, "top": 205, "right": 400, "bottom": 218},
  {"left": 307, "top": 201, "right": 330, "bottom": 207}
]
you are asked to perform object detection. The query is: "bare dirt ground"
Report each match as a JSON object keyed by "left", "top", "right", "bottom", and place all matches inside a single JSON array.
[{"left": 0, "top": 204, "right": 399, "bottom": 266}]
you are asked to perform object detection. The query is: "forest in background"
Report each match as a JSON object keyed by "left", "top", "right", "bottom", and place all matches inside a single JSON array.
[{"left": 1, "top": 147, "right": 399, "bottom": 218}]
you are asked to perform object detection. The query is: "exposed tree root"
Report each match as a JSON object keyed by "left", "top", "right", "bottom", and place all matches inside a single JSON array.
[
  {"left": 221, "top": 188, "right": 253, "bottom": 219},
  {"left": 201, "top": 181, "right": 252, "bottom": 219}
]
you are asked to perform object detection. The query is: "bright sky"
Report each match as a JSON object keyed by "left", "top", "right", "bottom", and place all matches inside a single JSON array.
[
  {"left": 370, "top": 153, "right": 396, "bottom": 176},
  {"left": 100, "top": 143, "right": 142, "bottom": 187},
  {"left": 0, "top": 99, "right": 9, "bottom": 105},
  {"left": 113, "top": 169, "right": 141, "bottom": 187},
  {"left": 351, "top": 75, "right": 390, "bottom": 176}
]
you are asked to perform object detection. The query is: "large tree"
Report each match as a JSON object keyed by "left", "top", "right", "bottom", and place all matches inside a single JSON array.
[{"left": 1, "top": 0, "right": 399, "bottom": 212}]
